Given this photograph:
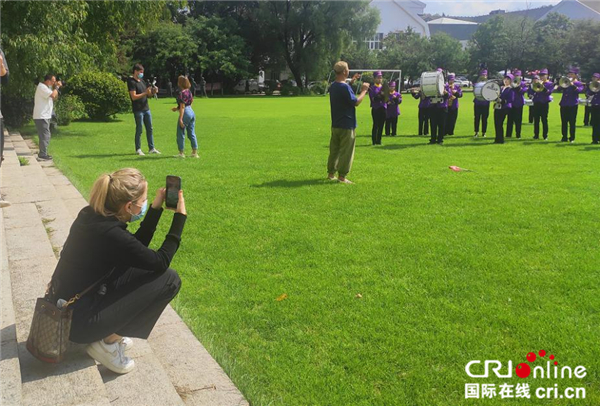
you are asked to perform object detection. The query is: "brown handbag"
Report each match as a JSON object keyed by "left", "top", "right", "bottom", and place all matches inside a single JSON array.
[{"left": 26, "top": 276, "right": 108, "bottom": 364}]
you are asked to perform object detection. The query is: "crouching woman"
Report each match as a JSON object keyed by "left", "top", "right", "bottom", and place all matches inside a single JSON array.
[{"left": 49, "top": 168, "right": 187, "bottom": 374}]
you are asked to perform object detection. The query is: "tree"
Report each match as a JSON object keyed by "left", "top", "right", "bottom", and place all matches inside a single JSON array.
[
  {"left": 429, "top": 33, "right": 467, "bottom": 74},
  {"left": 378, "top": 29, "right": 431, "bottom": 82},
  {"left": 468, "top": 16, "right": 513, "bottom": 77},
  {"left": 254, "top": 1, "right": 380, "bottom": 88},
  {"left": 529, "top": 13, "right": 573, "bottom": 77},
  {"left": 566, "top": 19, "right": 600, "bottom": 80},
  {"left": 132, "top": 22, "right": 195, "bottom": 83},
  {"left": 184, "top": 16, "right": 251, "bottom": 88}
]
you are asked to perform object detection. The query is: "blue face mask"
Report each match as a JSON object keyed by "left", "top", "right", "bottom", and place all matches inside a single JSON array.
[
  {"left": 129, "top": 200, "right": 148, "bottom": 222},
  {"left": 137, "top": 73, "right": 144, "bottom": 79}
]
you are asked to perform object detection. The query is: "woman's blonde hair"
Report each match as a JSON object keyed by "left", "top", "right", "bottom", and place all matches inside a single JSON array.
[
  {"left": 178, "top": 75, "right": 191, "bottom": 90},
  {"left": 89, "top": 168, "right": 147, "bottom": 218}
]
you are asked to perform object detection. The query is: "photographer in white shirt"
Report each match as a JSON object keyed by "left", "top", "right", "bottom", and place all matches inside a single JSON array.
[{"left": 33, "top": 74, "right": 61, "bottom": 160}]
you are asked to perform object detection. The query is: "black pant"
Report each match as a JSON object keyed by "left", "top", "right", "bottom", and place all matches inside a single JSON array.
[
  {"left": 494, "top": 109, "right": 508, "bottom": 143},
  {"left": 385, "top": 116, "right": 398, "bottom": 136},
  {"left": 533, "top": 103, "right": 549, "bottom": 138},
  {"left": 528, "top": 106, "right": 534, "bottom": 123},
  {"left": 0, "top": 118, "right": 4, "bottom": 167},
  {"left": 584, "top": 105, "right": 591, "bottom": 126},
  {"left": 506, "top": 107, "right": 523, "bottom": 138},
  {"left": 592, "top": 106, "right": 600, "bottom": 142},
  {"left": 371, "top": 107, "right": 386, "bottom": 145},
  {"left": 429, "top": 108, "right": 447, "bottom": 143},
  {"left": 446, "top": 108, "right": 458, "bottom": 135},
  {"left": 560, "top": 106, "right": 578, "bottom": 141},
  {"left": 70, "top": 267, "right": 182, "bottom": 344},
  {"left": 474, "top": 105, "right": 489, "bottom": 134},
  {"left": 418, "top": 107, "right": 429, "bottom": 135}
]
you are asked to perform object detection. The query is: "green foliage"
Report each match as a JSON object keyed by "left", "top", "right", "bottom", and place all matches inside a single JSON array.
[
  {"left": 468, "top": 16, "right": 512, "bottom": 75},
  {"left": 255, "top": 1, "right": 380, "bottom": 88},
  {"left": 530, "top": 13, "right": 573, "bottom": 77},
  {"left": 132, "top": 22, "right": 195, "bottom": 82},
  {"left": 378, "top": 29, "right": 432, "bottom": 82},
  {"left": 1, "top": 93, "right": 34, "bottom": 128},
  {"left": 280, "top": 83, "right": 300, "bottom": 96},
  {"left": 309, "top": 80, "right": 329, "bottom": 95},
  {"left": 184, "top": 16, "right": 251, "bottom": 82},
  {"left": 567, "top": 20, "right": 600, "bottom": 79},
  {"left": 55, "top": 94, "right": 87, "bottom": 126},
  {"left": 429, "top": 33, "right": 467, "bottom": 73},
  {"left": 360, "top": 72, "right": 374, "bottom": 85},
  {"left": 66, "top": 72, "right": 130, "bottom": 121}
]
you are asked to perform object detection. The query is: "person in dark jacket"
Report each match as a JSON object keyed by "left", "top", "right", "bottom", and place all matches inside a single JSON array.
[{"left": 49, "top": 168, "right": 187, "bottom": 374}]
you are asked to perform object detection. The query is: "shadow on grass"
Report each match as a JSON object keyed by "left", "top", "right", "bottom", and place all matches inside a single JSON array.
[
  {"left": 252, "top": 178, "right": 335, "bottom": 188},
  {"left": 70, "top": 154, "right": 177, "bottom": 161}
]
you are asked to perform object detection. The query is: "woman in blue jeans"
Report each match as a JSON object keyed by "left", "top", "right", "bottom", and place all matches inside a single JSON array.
[{"left": 172, "top": 76, "right": 198, "bottom": 158}]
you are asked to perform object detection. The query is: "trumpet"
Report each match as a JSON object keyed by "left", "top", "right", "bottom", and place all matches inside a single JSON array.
[
  {"left": 559, "top": 76, "right": 573, "bottom": 89},
  {"left": 510, "top": 75, "right": 522, "bottom": 88},
  {"left": 531, "top": 82, "right": 545, "bottom": 92},
  {"left": 589, "top": 81, "right": 600, "bottom": 93}
]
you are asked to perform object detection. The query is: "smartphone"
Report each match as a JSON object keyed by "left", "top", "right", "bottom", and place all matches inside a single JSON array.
[{"left": 166, "top": 175, "right": 181, "bottom": 209}]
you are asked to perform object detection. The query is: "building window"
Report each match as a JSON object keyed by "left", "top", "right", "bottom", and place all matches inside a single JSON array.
[{"left": 365, "top": 33, "right": 384, "bottom": 50}]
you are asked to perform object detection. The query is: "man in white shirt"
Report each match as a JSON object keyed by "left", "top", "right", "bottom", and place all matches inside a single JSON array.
[{"left": 33, "top": 75, "right": 61, "bottom": 160}]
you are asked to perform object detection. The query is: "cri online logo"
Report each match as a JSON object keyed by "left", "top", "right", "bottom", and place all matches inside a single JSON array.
[{"left": 465, "top": 350, "right": 587, "bottom": 379}]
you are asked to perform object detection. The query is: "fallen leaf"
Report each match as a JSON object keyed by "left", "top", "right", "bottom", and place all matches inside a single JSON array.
[
  {"left": 276, "top": 293, "right": 288, "bottom": 301},
  {"left": 355, "top": 293, "right": 363, "bottom": 299}
]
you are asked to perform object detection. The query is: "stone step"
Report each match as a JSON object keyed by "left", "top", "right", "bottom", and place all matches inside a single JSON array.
[
  {"left": 1, "top": 210, "right": 23, "bottom": 406},
  {"left": 149, "top": 306, "right": 249, "bottom": 406}
]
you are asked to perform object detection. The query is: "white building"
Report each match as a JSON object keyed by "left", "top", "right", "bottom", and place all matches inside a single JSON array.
[
  {"left": 367, "top": 0, "right": 430, "bottom": 49},
  {"left": 541, "top": 0, "right": 600, "bottom": 21}
]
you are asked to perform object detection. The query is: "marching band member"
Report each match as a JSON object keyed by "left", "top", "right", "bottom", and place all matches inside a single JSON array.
[
  {"left": 474, "top": 69, "right": 489, "bottom": 138},
  {"left": 368, "top": 71, "right": 386, "bottom": 145},
  {"left": 445, "top": 74, "right": 463, "bottom": 136},
  {"left": 412, "top": 88, "right": 430, "bottom": 136},
  {"left": 588, "top": 73, "right": 600, "bottom": 144},
  {"left": 583, "top": 83, "right": 592, "bottom": 126},
  {"left": 556, "top": 67, "right": 584, "bottom": 143},
  {"left": 527, "top": 69, "right": 554, "bottom": 140},
  {"left": 494, "top": 74, "right": 515, "bottom": 144},
  {"left": 506, "top": 70, "right": 527, "bottom": 139},
  {"left": 429, "top": 69, "right": 449, "bottom": 145},
  {"left": 384, "top": 82, "right": 402, "bottom": 137}
]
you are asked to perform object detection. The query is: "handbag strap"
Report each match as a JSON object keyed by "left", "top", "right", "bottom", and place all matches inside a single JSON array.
[{"left": 49, "top": 268, "right": 116, "bottom": 308}]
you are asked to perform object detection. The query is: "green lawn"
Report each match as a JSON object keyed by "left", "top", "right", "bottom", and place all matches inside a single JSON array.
[{"left": 20, "top": 94, "right": 600, "bottom": 405}]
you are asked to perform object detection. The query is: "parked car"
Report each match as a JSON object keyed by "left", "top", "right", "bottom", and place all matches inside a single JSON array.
[
  {"left": 234, "top": 79, "right": 260, "bottom": 94},
  {"left": 455, "top": 77, "right": 472, "bottom": 87},
  {"left": 263, "top": 80, "right": 281, "bottom": 94}
]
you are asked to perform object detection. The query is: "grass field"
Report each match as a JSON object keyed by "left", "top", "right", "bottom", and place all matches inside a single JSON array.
[{"left": 20, "top": 93, "right": 600, "bottom": 405}]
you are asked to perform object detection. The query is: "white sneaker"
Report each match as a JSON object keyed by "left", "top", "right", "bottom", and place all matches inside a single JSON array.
[
  {"left": 474, "top": 133, "right": 479, "bottom": 138},
  {"left": 190, "top": 153, "right": 199, "bottom": 158},
  {"left": 136, "top": 149, "right": 145, "bottom": 156},
  {"left": 175, "top": 152, "right": 185, "bottom": 158},
  {"left": 119, "top": 337, "right": 134, "bottom": 352},
  {"left": 148, "top": 148, "right": 161, "bottom": 154},
  {"left": 86, "top": 340, "right": 135, "bottom": 374}
]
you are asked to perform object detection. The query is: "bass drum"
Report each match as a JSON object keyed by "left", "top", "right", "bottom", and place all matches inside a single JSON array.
[
  {"left": 474, "top": 80, "right": 501, "bottom": 102},
  {"left": 421, "top": 71, "right": 445, "bottom": 98}
]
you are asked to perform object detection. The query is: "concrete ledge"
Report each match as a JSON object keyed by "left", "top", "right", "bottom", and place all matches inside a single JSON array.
[{"left": 149, "top": 306, "right": 249, "bottom": 406}]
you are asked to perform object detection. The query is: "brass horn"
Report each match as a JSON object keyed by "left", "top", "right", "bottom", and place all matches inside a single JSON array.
[
  {"left": 559, "top": 76, "right": 573, "bottom": 89},
  {"left": 589, "top": 81, "right": 600, "bottom": 93},
  {"left": 532, "top": 82, "right": 545, "bottom": 92},
  {"left": 510, "top": 75, "right": 522, "bottom": 88}
]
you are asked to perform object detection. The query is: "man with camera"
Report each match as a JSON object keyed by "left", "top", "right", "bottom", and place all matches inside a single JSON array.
[
  {"left": 128, "top": 63, "right": 160, "bottom": 156},
  {"left": 33, "top": 74, "right": 62, "bottom": 161}
]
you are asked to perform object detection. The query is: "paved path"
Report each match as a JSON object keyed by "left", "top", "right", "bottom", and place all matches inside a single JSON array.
[{"left": 1, "top": 130, "right": 248, "bottom": 406}]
